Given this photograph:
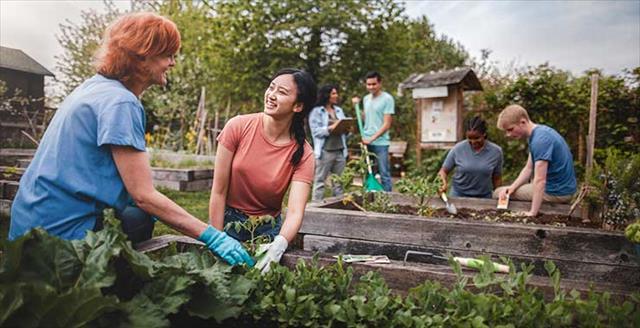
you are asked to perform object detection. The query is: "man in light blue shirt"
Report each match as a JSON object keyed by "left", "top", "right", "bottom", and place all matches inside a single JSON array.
[
  {"left": 493, "top": 104, "right": 576, "bottom": 216},
  {"left": 351, "top": 71, "right": 395, "bottom": 191}
]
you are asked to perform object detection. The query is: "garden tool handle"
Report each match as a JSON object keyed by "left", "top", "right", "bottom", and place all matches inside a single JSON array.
[
  {"left": 453, "top": 257, "right": 510, "bottom": 273},
  {"left": 354, "top": 103, "right": 365, "bottom": 135},
  {"left": 440, "top": 192, "right": 449, "bottom": 203}
]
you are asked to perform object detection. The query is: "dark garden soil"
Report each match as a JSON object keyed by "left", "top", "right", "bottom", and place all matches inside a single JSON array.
[
  {"left": 400, "top": 205, "right": 603, "bottom": 229},
  {"left": 327, "top": 201, "right": 606, "bottom": 230}
]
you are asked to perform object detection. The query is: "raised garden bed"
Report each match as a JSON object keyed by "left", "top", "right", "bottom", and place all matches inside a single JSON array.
[
  {"left": 3, "top": 225, "right": 637, "bottom": 327},
  {"left": 0, "top": 148, "right": 35, "bottom": 166},
  {"left": 300, "top": 193, "right": 640, "bottom": 290},
  {"left": 0, "top": 166, "right": 23, "bottom": 217},
  {"left": 136, "top": 235, "right": 634, "bottom": 301},
  {"left": 151, "top": 167, "right": 213, "bottom": 191},
  {"left": 149, "top": 150, "right": 214, "bottom": 191}
]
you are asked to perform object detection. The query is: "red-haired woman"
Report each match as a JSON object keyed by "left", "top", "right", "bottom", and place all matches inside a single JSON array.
[{"left": 9, "top": 12, "right": 253, "bottom": 266}]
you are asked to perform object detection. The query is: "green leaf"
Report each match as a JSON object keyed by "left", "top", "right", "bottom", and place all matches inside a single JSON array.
[{"left": 0, "top": 284, "right": 23, "bottom": 325}]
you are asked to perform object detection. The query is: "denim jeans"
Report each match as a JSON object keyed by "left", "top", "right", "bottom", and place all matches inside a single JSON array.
[
  {"left": 223, "top": 206, "right": 282, "bottom": 242},
  {"left": 367, "top": 144, "right": 392, "bottom": 192},
  {"left": 94, "top": 205, "right": 155, "bottom": 243}
]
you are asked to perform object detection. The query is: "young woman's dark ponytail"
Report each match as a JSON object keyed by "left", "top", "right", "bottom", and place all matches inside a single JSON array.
[{"left": 271, "top": 68, "right": 317, "bottom": 166}]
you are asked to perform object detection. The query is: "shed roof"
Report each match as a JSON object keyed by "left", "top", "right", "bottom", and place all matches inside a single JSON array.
[
  {"left": 0, "top": 46, "right": 54, "bottom": 77},
  {"left": 399, "top": 67, "right": 482, "bottom": 91}
]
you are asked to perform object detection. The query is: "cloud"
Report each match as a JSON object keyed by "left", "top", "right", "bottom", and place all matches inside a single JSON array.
[
  {"left": 0, "top": 1, "right": 128, "bottom": 77},
  {"left": 403, "top": 0, "right": 640, "bottom": 75}
]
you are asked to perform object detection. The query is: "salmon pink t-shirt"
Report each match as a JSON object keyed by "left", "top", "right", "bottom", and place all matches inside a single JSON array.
[{"left": 217, "top": 113, "right": 314, "bottom": 217}]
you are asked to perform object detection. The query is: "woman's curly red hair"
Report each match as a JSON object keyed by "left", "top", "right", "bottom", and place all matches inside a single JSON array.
[{"left": 93, "top": 12, "right": 181, "bottom": 84}]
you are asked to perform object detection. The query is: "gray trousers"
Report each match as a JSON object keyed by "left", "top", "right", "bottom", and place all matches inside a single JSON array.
[{"left": 312, "top": 149, "right": 346, "bottom": 201}]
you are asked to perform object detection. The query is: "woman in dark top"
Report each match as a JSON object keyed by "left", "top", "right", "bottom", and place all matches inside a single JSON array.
[{"left": 438, "top": 116, "right": 503, "bottom": 198}]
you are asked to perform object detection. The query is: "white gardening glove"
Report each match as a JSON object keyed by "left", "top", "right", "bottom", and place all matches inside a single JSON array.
[{"left": 255, "top": 235, "right": 288, "bottom": 274}]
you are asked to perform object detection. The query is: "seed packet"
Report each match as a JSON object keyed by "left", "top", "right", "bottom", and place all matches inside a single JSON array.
[{"left": 497, "top": 193, "right": 510, "bottom": 210}]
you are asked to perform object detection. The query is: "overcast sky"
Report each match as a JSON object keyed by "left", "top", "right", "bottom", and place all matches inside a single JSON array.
[{"left": 1, "top": 0, "right": 639, "bottom": 84}]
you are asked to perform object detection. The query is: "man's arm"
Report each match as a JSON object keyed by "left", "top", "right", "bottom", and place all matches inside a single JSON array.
[
  {"left": 499, "top": 154, "right": 533, "bottom": 199},
  {"left": 209, "top": 144, "right": 234, "bottom": 230},
  {"left": 111, "top": 146, "right": 207, "bottom": 238},
  {"left": 362, "top": 114, "right": 392, "bottom": 145},
  {"left": 528, "top": 160, "right": 548, "bottom": 216}
]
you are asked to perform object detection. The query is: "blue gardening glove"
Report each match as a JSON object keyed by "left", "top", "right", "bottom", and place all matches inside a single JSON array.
[
  {"left": 255, "top": 235, "right": 288, "bottom": 274},
  {"left": 198, "top": 225, "right": 255, "bottom": 266}
]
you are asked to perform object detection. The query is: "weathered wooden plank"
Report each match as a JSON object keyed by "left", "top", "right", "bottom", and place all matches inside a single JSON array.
[
  {"left": 0, "top": 148, "right": 36, "bottom": 157},
  {"left": 193, "top": 169, "right": 213, "bottom": 180},
  {"left": 151, "top": 168, "right": 213, "bottom": 181},
  {"left": 181, "top": 178, "right": 212, "bottom": 192},
  {"left": 300, "top": 207, "right": 638, "bottom": 266},
  {"left": 153, "top": 178, "right": 212, "bottom": 191},
  {"left": 0, "top": 199, "right": 11, "bottom": 218},
  {"left": 303, "top": 235, "right": 640, "bottom": 286},
  {"left": 281, "top": 250, "right": 634, "bottom": 301},
  {"left": 135, "top": 234, "right": 203, "bottom": 252},
  {"left": 16, "top": 158, "right": 31, "bottom": 168},
  {"left": 131, "top": 236, "right": 634, "bottom": 300},
  {"left": 151, "top": 168, "right": 194, "bottom": 181},
  {"left": 0, "top": 180, "right": 19, "bottom": 200}
]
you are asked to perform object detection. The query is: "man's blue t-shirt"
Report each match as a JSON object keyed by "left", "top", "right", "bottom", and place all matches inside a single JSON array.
[
  {"left": 529, "top": 125, "right": 576, "bottom": 196},
  {"left": 442, "top": 140, "right": 503, "bottom": 198},
  {"left": 363, "top": 91, "right": 395, "bottom": 146},
  {"left": 9, "top": 74, "right": 146, "bottom": 240}
]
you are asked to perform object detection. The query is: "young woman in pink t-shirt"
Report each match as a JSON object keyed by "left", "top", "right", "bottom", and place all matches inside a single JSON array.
[{"left": 209, "top": 68, "right": 317, "bottom": 273}]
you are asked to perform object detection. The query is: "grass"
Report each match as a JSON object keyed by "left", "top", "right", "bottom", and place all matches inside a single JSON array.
[{"left": 153, "top": 188, "right": 210, "bottom": 237}]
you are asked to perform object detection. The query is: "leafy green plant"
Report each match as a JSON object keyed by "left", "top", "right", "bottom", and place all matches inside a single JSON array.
[
  {"left": 363, "top": 192, "right": 397, "bottom": 214},
  {"left": 1, "top": 166, "right": 18, "bottom": 179},
  {"left": 224, "top": 215, "right": 276, "bottom": 255},
  {"left": 396, "top": 173, "right": 440, "bottom": 216},
  {"left": 586, "top": 148, "right": 640, "bottom": 227},
  {"left": 625, "top": 220, "right": 640, "bottom": 243},
  {"left": 2, "top": 220, "right": 638, "bottom": 327}
]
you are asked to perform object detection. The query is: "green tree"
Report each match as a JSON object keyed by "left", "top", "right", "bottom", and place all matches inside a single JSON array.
[
  {"left": 54, "top": 1, "right": 129, "bottom": 98},
  {"left": 54, "top": 0, "right": 469, "bottom": 152}
]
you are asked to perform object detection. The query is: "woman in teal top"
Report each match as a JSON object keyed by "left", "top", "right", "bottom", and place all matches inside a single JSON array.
[
  {"left": 9, "top": 12, "right": 252, "bottom": 266},
  {"left": 438, "top": 116, "right": 503, "bottom": 198}
]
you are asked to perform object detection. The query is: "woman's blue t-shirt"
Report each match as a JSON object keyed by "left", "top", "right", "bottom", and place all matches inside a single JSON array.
[{"left": 9, "top": 75, "right": 146, "bottom": 240}]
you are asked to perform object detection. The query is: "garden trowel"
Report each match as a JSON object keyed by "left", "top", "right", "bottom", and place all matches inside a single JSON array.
[{"left": 440, "top": 192, "right": 458, "bottom": 214}]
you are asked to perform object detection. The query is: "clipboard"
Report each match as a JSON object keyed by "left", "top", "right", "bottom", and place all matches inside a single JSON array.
[{"left": 331, "top": 118, "right": 355, "bottom": 135}]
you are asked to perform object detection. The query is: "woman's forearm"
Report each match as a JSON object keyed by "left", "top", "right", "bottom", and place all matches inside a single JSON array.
[
  {"left": 136, "top": 190, "right": 208, "bottom": 238},
  {"left": 208, "top": 192, "right": 227, "bottom": 230}
]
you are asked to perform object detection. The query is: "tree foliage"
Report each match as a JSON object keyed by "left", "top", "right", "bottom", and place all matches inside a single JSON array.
[
  {"left": 468, "top": 62, "right": 639, "bottom": 181},
  {"left": 54, "top": 1, "right": 129, "bottom": 97},
  {"left": 54, "top": 0, "right": 468, "bottom": 150}
]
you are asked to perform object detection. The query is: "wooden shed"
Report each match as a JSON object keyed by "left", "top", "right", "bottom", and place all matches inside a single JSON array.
[
  {"left": 398, "top": 68, "right": 482, "bottom": 164},
  {"left": 0, "top": 46, "right": 54, "bottom": 147}
]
